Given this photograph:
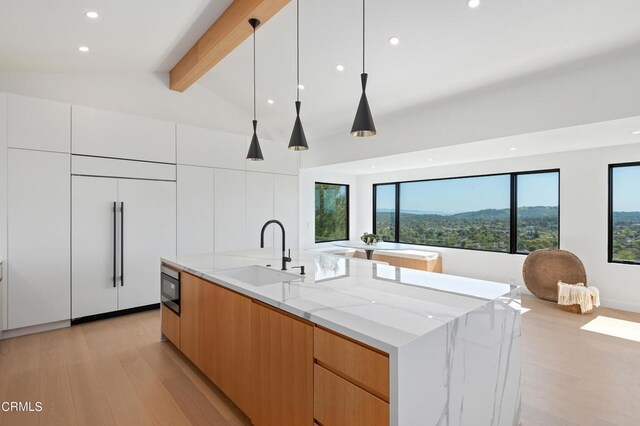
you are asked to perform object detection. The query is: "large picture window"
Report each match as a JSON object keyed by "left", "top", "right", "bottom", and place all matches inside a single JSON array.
[
  {"left": 315, "top": 182, "right": 349, "bottom": 243},
  {"left": 373, "top": 169, "right": 560, "bottom": 254},
  {"left": 399, "top": 175, "right": 511, "bottom": 251},
  {"left": 609, "top": 163, "right": 640, "bottom": 264}
]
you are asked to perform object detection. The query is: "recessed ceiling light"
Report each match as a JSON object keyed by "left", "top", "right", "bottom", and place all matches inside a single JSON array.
[
  {"left": 297, "top": 84, "right": 305, "bottom": 90},
  {"left": 336, "top": 64, "right": 345, "bottom": 72},
  {"left": 632, "top": 130, "right": 640, "bottom": 135},
  {"left": 427, "top": 158, "right": 433, "bottom": 162},
  {"left": 510, "top": 147, "right": 517, "bottom": 151},
  {"left": 468, "top": 0, "right": 480, "bottom": 8},
  {"left": 85, "top": 11, "right": 99, "bottom": 19},
  {"left": 267, "top": 99, "right": 274, "bottom": 105},
  {"left": 78, "top": 46, "right": 90, "bottom": 52},
  {"left": 389, "top": 37, "right": 400, "bottom": 46}
]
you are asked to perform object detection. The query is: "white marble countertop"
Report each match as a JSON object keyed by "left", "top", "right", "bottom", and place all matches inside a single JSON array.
[{"left": 162, "top": 249, "right": 516, "bottom": 353}]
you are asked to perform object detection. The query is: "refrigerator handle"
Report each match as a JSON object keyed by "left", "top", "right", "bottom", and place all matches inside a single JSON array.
[
  {"left": 113, "top": 202, "right": 117, "bottom": 288},
  {"left": 120, "top": 202, "right": 124, "bottom": 286}
]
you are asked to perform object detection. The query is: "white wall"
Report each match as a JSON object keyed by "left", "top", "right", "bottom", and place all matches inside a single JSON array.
[
  {"left": 354, "top": 143, "right": 640, "bottom": 312},
  {"left": 303, "top": 45, "right": 640, "bottom": 169},
  {"left": 0, "top": 93, "right": 7, "bottom": 331},
  {"left": 298, "top": 168, "right": 358, "bottom": 250}
]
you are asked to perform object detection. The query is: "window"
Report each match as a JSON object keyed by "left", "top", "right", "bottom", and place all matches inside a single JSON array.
[
  {"left": 515, "top": 171, "right": 560, "bottom": 254},
  {"left": 399, "top": 175, "right": 511, "bottom": 252},
  {"left": 315, "top": 182, "right": 349, "bottom": 243},
  {"left": 374, "top": 184, "right": 396, "bottom": 241},
  {"left": 609, "top": 163, "right": 640, "bottom": 264},
  {"left": 373, "top": 169, "right": 560, "bottom": 254}
]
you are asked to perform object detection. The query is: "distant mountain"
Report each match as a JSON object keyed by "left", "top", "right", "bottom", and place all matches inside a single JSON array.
[
  {"left": 515, "top": 206, "right": 559, "bottom": 219},
  {"left": 378, "top": 208, "right": 458, "bottom": 215},
  {"left": 397, "top": 206, "right": 559, "bottom": 220},
  {"left": 450, "top": 208, "right": 510, "bottom": 220},
  {"left": 613, "top": 211, "right": 640, "bottom": 222}
]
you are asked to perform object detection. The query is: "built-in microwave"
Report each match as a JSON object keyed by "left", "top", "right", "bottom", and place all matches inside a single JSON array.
[{"left": 161, "top": 266, "right": 180, "bottom": 316}]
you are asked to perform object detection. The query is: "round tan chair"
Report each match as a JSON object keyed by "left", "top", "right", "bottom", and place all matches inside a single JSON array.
[{"left": 522, "top": 249, "right": 587, "bottom": 302}]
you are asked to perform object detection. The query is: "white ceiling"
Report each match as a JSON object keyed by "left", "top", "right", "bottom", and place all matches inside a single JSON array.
[
  {"left": 2, "top": 0, "right": 640, "bottom": 145},
  {"left": 199, "top": 0, "right": 640, "bottom": 140},
  {"left": 313, "top": 117, "right": 640, "bottom": 175},
  {"left": 0, "top": 0, "right": 231, "bottom": 72}
]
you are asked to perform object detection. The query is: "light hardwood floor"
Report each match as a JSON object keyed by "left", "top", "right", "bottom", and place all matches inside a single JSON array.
[{"left": 0, "top": 294, "right": 639, "bottom": 425}]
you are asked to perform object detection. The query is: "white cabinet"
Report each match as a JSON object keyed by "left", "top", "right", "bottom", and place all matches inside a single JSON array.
[
  {"left": 246, "top": 172, "right": 274, "bottom": 251},
  {"left": 118, "top": 179, "right": 176, "bottom": 310},
  {"left": 177, "top": 165, "right": 215, "bottom": 255},
  {"left": 8, "top": 95, "right": 71, "bottom": 153},
  {"left": 245, "top": 138, "right": 299, "bottom": 176},
  {"left": 215, "top": 169, "right": 246, "bottom": 252},
  {"left": 275, "top": 174, "right": 299, "bottom": 251},
  {"left": 72, "top": 106, "right": 176, "bottom": 163},
  {"left": 177, "top": 125, "right": 246, "bottom": 170},
  {"left": 71, "top": 177, "right": 119, "bottom": 318},
  {"left": 71, "top": 176, "right": 176, "bottom": 319},
  {"left": 7, "top": 149, "right": 71, "bottom": 328}
]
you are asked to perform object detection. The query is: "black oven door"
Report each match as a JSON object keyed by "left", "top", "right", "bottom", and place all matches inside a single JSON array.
[{"left": 161, "top": 267, "right": 180, "bottom": 315}]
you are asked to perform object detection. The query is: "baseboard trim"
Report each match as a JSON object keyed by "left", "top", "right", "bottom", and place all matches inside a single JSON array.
[
  {"left": 598, "top": 298, "right": 640, "bottom": 314},
  {"left": 0, "top": 320, "right": 70, "bottom": 340},
  {"left": 71, "top": 303, "right": 160, "bottom": 325}
]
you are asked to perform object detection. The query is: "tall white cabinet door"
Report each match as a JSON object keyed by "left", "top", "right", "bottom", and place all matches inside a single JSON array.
[
  {"left": 246, "top": 172, "right": 274, "bottom": 251},
  {"left": 214, "top": 169, "right": 246, "bottom": 252},
  {"left": 72, "top": 106, "right": 176, "bottom": 163},
  {"left": 177, "top": 165, "right": 214, "bottom": 255},
  {"left": 8, "top": 149, "right": 70, "bottom": 328},
  {"left": 274, "top": 174, "right": 299, "bottom": 251},
  {"left": 71, "top": 176, "right": 119, "bottom": 319},
  {"left": 8, "top": 95, "right": 71, "bottom": 153},
  {"left": 118, "top": 179, "right": 176, "bottom": 310}
]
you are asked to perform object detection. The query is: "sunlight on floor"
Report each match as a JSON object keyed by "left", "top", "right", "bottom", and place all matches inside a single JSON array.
[{"left": 580, "top": 315, "right": 640, "bottom": 343}]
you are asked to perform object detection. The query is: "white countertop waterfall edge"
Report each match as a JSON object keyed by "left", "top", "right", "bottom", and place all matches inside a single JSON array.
[{"left": 162, "top": 249, "right": 522, "bottom": 426}]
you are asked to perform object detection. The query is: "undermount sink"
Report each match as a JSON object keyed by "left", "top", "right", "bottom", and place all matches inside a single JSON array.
[{"left": 216, "top": 265, "right": 302, "bottom": 287}]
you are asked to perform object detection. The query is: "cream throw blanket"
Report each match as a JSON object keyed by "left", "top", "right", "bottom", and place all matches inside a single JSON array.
[{"left": 557, "top": 281, "right": 600, "bottom": 312}]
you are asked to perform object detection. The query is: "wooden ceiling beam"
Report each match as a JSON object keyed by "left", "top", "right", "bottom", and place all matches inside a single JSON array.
[{"left": 170, "top": 0, "right": 290, "bottom": 92}]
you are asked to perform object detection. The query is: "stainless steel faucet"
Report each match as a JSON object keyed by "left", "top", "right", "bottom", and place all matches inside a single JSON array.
[{"left": 260, "top": 219, "right": 291, "bottom": 270}]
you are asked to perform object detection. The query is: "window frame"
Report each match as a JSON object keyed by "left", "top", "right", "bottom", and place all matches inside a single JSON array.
[
  {"left": 372, "top": 168, "right": 560, "bottom": 255},
  {"left": 315, "top": 181, "right": 350, "bottom": 243},
  {"left": 608, "top": 161, "right": 640, "bottom": 266}
]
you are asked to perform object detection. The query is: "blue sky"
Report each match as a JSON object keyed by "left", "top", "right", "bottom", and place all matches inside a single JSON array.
[
  {"left": 377, "top": 172, "right": 560, "bottom": 214},
  {"left": 613, "top": 166, "right": 640, "bottom": 212}
]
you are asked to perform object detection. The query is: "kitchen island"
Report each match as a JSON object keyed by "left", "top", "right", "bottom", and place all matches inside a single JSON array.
[{"left": 161, "top": 249, "right": 521, "bottom": 426}]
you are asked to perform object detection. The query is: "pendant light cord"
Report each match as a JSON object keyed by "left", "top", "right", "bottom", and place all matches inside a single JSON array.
[
  {"left": 362, "top": 0, "right": 365, "bottom": 74},
  {"left": 296, "top": 0, "right": 300, "bottom": 102},
  {"left": 253, "top": 24, "right": 256, "bottom": 121}
]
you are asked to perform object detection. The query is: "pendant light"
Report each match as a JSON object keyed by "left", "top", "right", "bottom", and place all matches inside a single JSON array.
[
  {"left": 246, "top": 18, "right": 264, "bottom": 161},
  {"left": 351, "top": 0, "right": 376, "bottom": 137},
  {"left": 288, "top": 0, "right": 309, "bottom": 151}
]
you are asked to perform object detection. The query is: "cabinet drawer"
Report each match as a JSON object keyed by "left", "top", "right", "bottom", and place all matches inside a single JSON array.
[
  {"left": 314, "top": 327, "right": 389, "bottom": 401},
  {"left": 314, "top": 364, "right": 389, "bottom": 426},
  {"left": 161, "top": 305, "right": 180, "bottom": 348}
]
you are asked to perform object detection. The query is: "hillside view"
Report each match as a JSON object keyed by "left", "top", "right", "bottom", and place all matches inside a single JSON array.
[
  {"left": 612, "top": 211, "right": 640, "bottom": 262},
  {"left": 376, "top": 206, "right": 559, "bottom": 253}
]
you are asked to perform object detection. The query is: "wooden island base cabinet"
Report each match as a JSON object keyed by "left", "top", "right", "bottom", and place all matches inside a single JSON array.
[{"left": 161, "top": 270, "right": 390, "bottom": 426}]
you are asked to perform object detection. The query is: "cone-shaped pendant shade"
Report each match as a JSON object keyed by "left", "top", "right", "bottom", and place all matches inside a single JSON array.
[
  {"left": 351, "top": 73, "right": 376, "bottom": 137},
  {"left": 246, "top": 120, "right": 264, "bottom": 161},
  {"left": 288, "top": 101, "right": 308, "bottom": 151}
]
